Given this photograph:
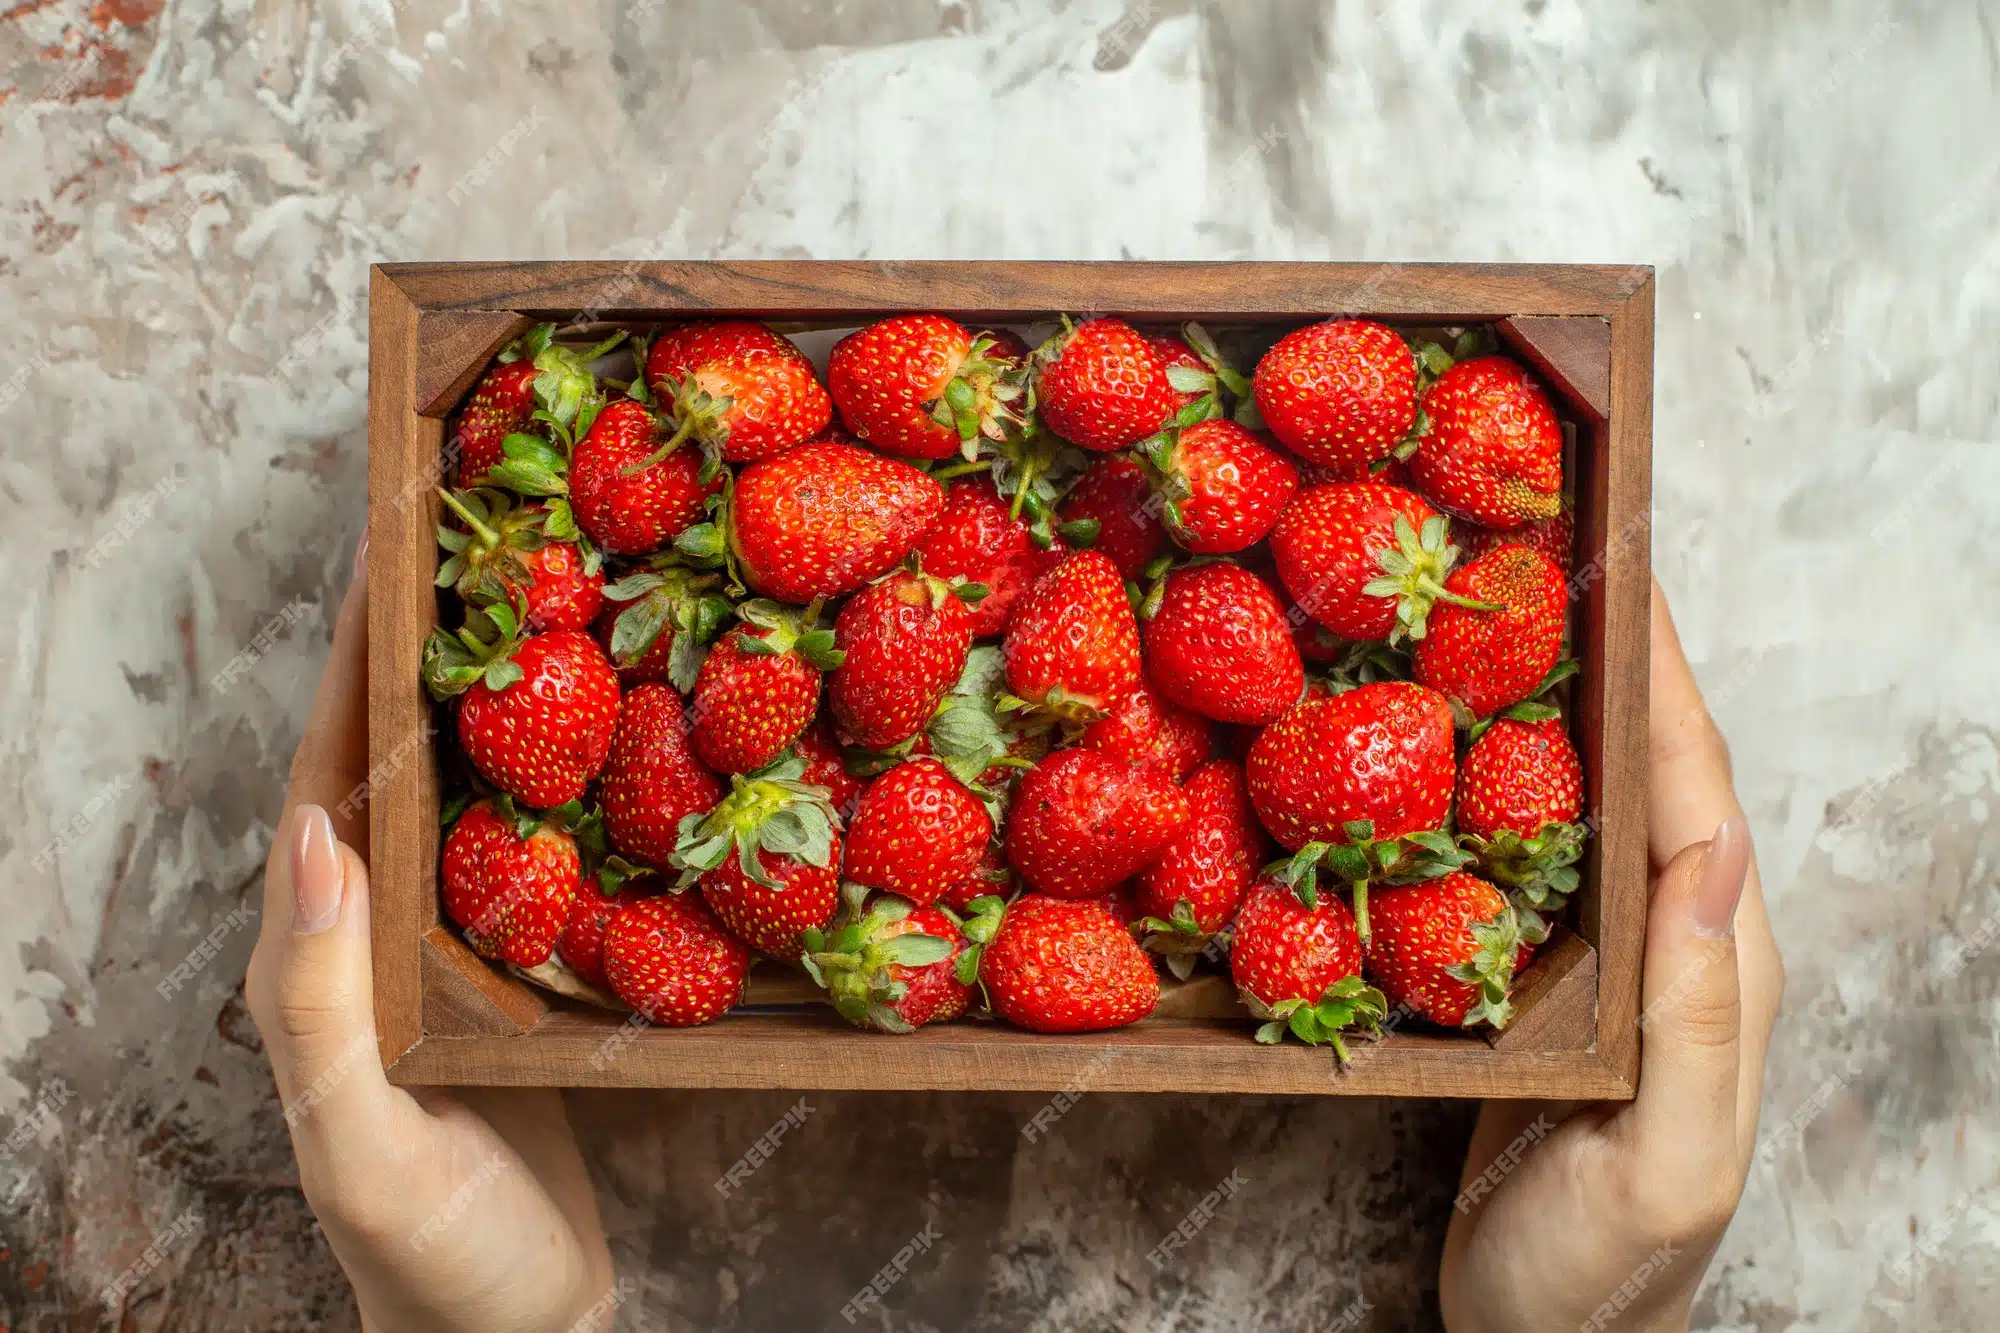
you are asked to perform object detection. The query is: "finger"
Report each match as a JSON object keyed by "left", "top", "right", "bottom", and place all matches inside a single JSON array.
[
  {"left": 1648, "top": 577, "right": 1739, "bottom": 870},
  {"left": 286, "top": 541, "right": 372, "bottom": 855},
  {"left": 1621, "top": 817, "right": 1750, "bottom": 1178},
  {"left": 246, "top": 807, "right": 403, "bottom": 1187}
]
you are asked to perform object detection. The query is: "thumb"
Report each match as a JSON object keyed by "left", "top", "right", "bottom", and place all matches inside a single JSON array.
[
  {"left": 1624, "top": 814, "right": 1751, "bottom": 1171},
  {"left": 247, "top": 804, "right": 397, "bottom": 1164}
]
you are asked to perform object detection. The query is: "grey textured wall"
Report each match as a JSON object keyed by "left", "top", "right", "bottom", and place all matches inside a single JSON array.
[{"left": 2, "top": 1, "right": 1996, "bottom": 1329}]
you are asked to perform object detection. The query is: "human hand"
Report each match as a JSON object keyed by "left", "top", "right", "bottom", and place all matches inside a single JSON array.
[
  {"left": 1437, "top": 578, "right": 1786, "bottom": 1333},
  {"left": 244, "top": 542, "right": 618, "bottom": 1333}
]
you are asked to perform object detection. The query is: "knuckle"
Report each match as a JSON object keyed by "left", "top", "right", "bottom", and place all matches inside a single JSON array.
[{"left": 1661, "top": 982, "right": 1741, "bottom": 1049}]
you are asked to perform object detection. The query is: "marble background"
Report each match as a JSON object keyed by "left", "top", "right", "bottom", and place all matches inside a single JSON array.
[{"left": 3, "top": 0, "right": 1997, "bottom": 1328}]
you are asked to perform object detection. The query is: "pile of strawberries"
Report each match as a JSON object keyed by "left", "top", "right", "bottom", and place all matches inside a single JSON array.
[{"left": 423, "top": 312, "right": 1589, "bottom": 1054}]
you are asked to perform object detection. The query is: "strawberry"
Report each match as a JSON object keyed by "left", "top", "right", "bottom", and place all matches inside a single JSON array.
[
  {"left": 1227, "top": 877, "right": 1385, "bottom": 1055},
  {"left": 793, "top": 713, "right": 872, "bottom": 824},
  {"left": 599, "top": 683, "right": 727, "bottom": 868},
  {"left": 801, "top": 894, "right": 985, "bottom": 1033},
  {"left": 691, "top": 600, "right": 844, "bottom": 774},
  {"left": 1136, "top": 419, "right": 1298, "bottom": 554},
  {"left": 1252, "top": 319, "right": 1417, "bottom": 473},
  {"left": 1098, "top": 883, "right": 1142, "bottom": 933},
  {"left": 1077, "top": 677, "right": 1212, "bottom": 783},
  {"left": 1456, "top": 501, "right": 1574, "bottom": 579},
  {"left": 1412, "top": 545, "right": 1566, "bottom": 720},
  {"left": 842, "top": 757, "right": 992, "bottom": 907},
  {"left": 1002, "top": 550, "right": 1141, "bottom": 724},
  {"left": 593, "top": 563, "right": 733, "bottom": 690},
  {"left": 440, "top": 800, "right": 581, "bottom": 967},
  {"left": 729, "top": 441, "right": 945, "bottom": 602},
  {"left": 1408, "top": 356, "right": 1563, "bottom": 528},
  {"left": 1364, "top": 871, "right": 1522, "bottom": 1028},
  {"left": 1058, "top": 455, "right": 1170, "bottom": 581},
  {"left": 911, "top": 477, "right": 1067, "bottom": 637},
  {"left": 671, "top": 758, "right": 843, "bottom": 959},
  {"left": 1032, "top": 317, "right": 1185, "bottom": 452},
  {"left": 828, "top": 567, "right": 978, "bottom": 749},
  {"left": 643, "top": 320, "right": 831, "bottom": 463},
  {"left": 1004, "top": 748, "right": 1190, "bottom": 899},
  {"left": 1141, "top": 562, "right": 1303, "bottom": 725},
  {"left": 435, "top": 490, "right": 603, "bottom": 633},
  {"left": 1245, "top": 681, "right": 1455, "bottom": 852},
  {"left": 569, "top": 398, "right": 723, "bottom": 556},
  {"left": 1270, "top": 482, "right": 1495, "bottom": 643},
  {"left": 827, "top": 315, "right": 1027, "bottom": 460},
  {"left": 979, "top": 894, "right": 1160, "bottom": 1033},
  {"left": 1135, "top": 759, "right": 1265, "bottom": 978},
  {"left": 602, "top": 893, "right": 752, "bottom": 1026},
  {"left": 938, "top": 842, "right": 1012, "bottom": 914},
  {"left": 1457, "top": 710, "right": 1587, "bottom": 939},
  {"left": 451, "top": 324, "right": 618, "bottom": 482},
  {"left": 555, "top": 876, "right": 623, "bottom": 990},
  {"left": 424, "top": 616, "right": 621, "bottom": 810}
]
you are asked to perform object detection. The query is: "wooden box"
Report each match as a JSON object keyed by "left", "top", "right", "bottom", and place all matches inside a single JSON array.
[{"left": 366, "top": 261, "right": 1652, "bottom": 1098}]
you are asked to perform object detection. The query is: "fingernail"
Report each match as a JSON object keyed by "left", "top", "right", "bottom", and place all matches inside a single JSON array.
[
  {"left": 1689, "top": 814, "right": 1749, "bottom": 939},
  {"left": 352, "top": 530, "right": 370, "bottom": 582},
  {"left": 291, "top": 805, "right": 345, "bottom": 935}
]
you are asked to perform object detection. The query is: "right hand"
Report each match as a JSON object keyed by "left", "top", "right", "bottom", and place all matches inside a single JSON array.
[{"left": 244, "top": 547, "right": 618, "bottom": 1333}]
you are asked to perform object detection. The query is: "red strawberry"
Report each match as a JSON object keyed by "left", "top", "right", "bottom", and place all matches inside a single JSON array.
[
  {"left": 672, "top": 758, "right": 843, "bottom": 959},
  {"left": 1098, "top": 883, "right": 1142, "bottom": 932},
  {"left": 1456, "top": 501, "right": 1574, "bottom": 579},
  {"left": 1004, "top": 749, "right": 1190, "bottom": 899},
  {"left": 1059, "top": 455, "right": 1169, "bottom": 581},
  {"left": 1137, "top": 418, "right": 1298, "bottom": 554},
  {"left": 1077, "top": 678, "right": 1212, "bottom": 783},
  {"left": 1291, "top": 453, "right": 1416, "bottom": 490},
  {"left": 1245, "top": 682, "right": 1455, "bottom": 852},
  {"left": 979, "top": 895, "right": 1160, "bottom": 1033},
  {"left": 802, "top": 895, "right": 980, "bottom": 1033},
  {"left": 440, "top": 800, "right": 581, "bottom": 967},
  {"left": 569, "top": 398, "right": 723, "bottom": 556},
  {"left": 451, "top": 324, "right": 616, "bottom": 482},
  {"left": 827, "top": 315, "right": 1027, "bottom": 460},
  {"left": 602, "top": 893, "right": 752, "bottom": 1026},
  {"left": 1270, "top": 482, "right": 1482, "bottom": 642},
  {"left": 690, "top": 601, "right": 844, "bottom": 774},
  {"left": 731, "top": 441, "right": 945, "bottom": 602},
  {"left": 912, "top": 477, "right": 1066, "bottom": 637},
  {"left": 828, "top": 568, "right": 977, "bottom": 749},
  {"left": 644, "top": 320, "right": 831, "bottom": 463},
  {"left": 1141, "top": 562, "right": 1303, "bottom": 725},
  {"left": 793, "top": 713, "right": 872, "bottom": 823},
  {"left": 1252, "top": 319, "right": 1417, "bottom": 473},
  {"left": 1409, "top": 356, "right": 1563, "bottom": 528},
  {"left": 1033, "top": 317, "right": 1184, "bottom": 452},
  {"left": 435, "top": 490, "right": 604, "bottom": 633},
  {"left": 843, "top": 758, "right": 992, "bottom": 907},
  {"left": 1135, "top": 759, "right": 1264, "bottom": 977},
  {"left": 1002, "top": 550, "right": 1141, "bottom": 723},
  {"left": 555, "top": 877, "right": 623, "bottom": 990},
  {"left": 599, "top": 683, "right": 727, "bottom": 868},
  {"left": 980, "top": 328, "right": 1033, "bottom": 365},
  {"left": 1457, "top": 713, "right": 1588, "bottom": 940},
  {"left": 1227, "top": 876, "right": 1386, "bottom": 1054},
  {"left": 1365, "top": 871, "right": 1522, "bottom": 1028},
  {"left": 938, "top": 842, "right": 1012, "bottom": 914},
  {"left": 428, "top": 626, "right": 621, "bottom": 810},
  {"left": 1412, "top": 545, "right": 1565, "bottom": 719},
  {"left": 592, "top": 564, "right": 733, "bottom": 690}
]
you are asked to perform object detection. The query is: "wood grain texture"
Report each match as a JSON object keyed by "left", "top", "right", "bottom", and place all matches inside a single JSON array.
[
  {"left": 1489, "top": 932, "right": 1598, "bottom": 1054},
  {"left": 421, "top": 928, "right": 549, "bottom": 1036},
  {"left": 386, "top": 1011, "right": 1636, "bottom": 1099},
  {"left": 378, "top": 260, "right": 1653, "bottom": 322},
  {"left": 413, "top": 310, "right": 533, "bottom": 418},
  {"left": 1498, "top": 315, "right": 1611, "bottom": 422}
]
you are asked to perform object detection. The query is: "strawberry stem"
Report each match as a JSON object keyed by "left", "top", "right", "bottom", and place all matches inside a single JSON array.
[
  {"left": 437, "top": 488, "right": 500, "bottom": 549},
  {"left": 1416, "top": 575, "right": 1503, "bottom": 613},
  {"left": 931, "top": 459, "right": 992, "bottom": 482}
]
